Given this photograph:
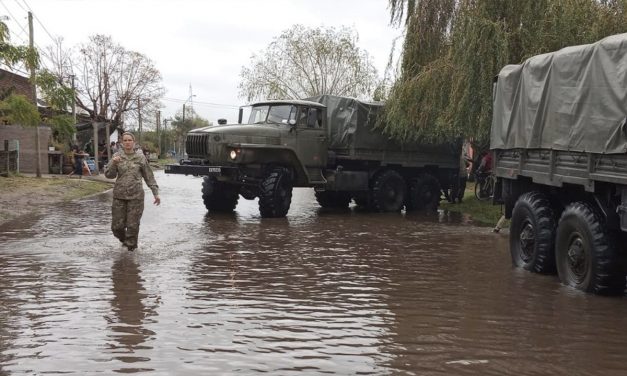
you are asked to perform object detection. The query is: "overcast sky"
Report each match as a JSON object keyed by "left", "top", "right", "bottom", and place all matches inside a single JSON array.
[{"left": 1, "top": 0, "right": 403, "bottom": 127}]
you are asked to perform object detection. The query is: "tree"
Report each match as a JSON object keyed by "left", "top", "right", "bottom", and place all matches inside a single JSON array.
[
  {"left": 74, "top": 35, "right": 164, "bottom": 133},
  {"left": 239, "top": 25, "right": 378, "bottom": 101},
  {"left": 36, "top": 70, "right": 76, "bottom": 153},
  {"left": 44, "top": 35, "right": 164, "bottom": 135},
  {"left": 169, "top": 107, "right": 211, "bottom": 155},
  {"left": 0, "top": 94, "right": 40, "bottom": 126},
  {"left": 384, "top": 0, "right": 627, "bottom": 149},
  {"left": 0, "top": 20, "right": 38, "bottom": 75}
]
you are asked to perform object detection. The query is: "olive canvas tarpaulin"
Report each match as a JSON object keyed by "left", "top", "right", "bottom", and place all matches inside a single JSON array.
[
  {"left": 491, "top": 33, "right": 627, "bottom": 154},
  {"left": 305, "top": 94, "right": 393, "bottom": 151},
  {"left": 306, "top": 94, "right": 454, "bottom": 154}
]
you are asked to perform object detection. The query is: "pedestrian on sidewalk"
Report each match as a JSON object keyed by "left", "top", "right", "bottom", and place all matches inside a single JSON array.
[{"left": 104, "top": 132, "right": 161, "bottom": 251}]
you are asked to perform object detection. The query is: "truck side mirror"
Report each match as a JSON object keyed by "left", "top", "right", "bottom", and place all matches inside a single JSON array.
[{"left": 238, "top": 107, "right": 243, "bottom": 124}]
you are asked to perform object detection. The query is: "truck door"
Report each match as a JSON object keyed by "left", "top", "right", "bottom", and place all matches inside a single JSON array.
[{"left": 295, "top": 106, "right": 327, "bottom": 170}]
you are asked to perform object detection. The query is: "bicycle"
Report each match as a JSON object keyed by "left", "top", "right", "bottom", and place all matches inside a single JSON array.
[{"left": 474, "top": 171, "right": 495, "bottom": 201}]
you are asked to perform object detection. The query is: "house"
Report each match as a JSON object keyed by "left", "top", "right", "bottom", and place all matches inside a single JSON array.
[
  {"left": 0, "top": 68, "right": 54, "bottom": 174},
  {"left": 0, "top": 67, "right": 117, "bottom": 174}
]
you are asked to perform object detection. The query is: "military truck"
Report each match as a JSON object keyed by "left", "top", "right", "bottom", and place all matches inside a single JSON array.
[
  {"left": 165, "top": 95, "right": 460, "bottom": 218},
  {"left": 491, "top": 33, "right": 627, "bottom": 295}
]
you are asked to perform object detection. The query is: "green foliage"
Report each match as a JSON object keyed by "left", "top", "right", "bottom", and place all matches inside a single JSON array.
[
  {"left": 47, "top": 114, "right": 75, "bottom": 151},
  {"left": 36, "top": 70, "right": 75, "bottom": 111},
  {"left": 239, "top": 25, "right": 378, "bottom": 101},
  {"left": 0, "top": 94, "right": 40, "bottom": 127},
  {"left": 386, "top": 0, "right": 627, "bottom": 147},
  {"left": 0, "top": 20, "right": 39, "bottom": 70}
]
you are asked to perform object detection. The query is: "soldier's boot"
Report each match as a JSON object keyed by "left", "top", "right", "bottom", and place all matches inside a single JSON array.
[
  {"left": 111, "top": 224, "right": 126, "bottom": 244},
  {"left": 124, "top": 223, "right": 140, "bottom": 251}
]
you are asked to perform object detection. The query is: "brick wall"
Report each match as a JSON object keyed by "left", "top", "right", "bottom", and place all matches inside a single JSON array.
[
  {"left": 0, "top": 125, "right": 52, "bottom": 173},
  {"left": 0, "top": 69, "right": 35, "bottom": 103}
]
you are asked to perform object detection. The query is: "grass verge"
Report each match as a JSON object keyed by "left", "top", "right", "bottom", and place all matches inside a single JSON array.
[
  {"left": 0, "top": 174, "right": 113, "bottom": 224},
  {"left": 440, "top": 182, "right": 508, "bottom": 227}
]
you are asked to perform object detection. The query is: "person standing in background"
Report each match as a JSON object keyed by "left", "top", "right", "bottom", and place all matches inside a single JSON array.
[
  {"left": 68, "top": 144, "right": 88, "bottom": 178},
  {"left": 104, "top": 132, "right": 161, "bottom": 251}
]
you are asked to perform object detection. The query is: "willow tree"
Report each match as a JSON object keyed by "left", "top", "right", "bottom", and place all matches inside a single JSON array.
[
  {"left": 239, "top": 25, "right": 378, "bottom": 101},
  {"left": 385, "top": 0, "right": 627, "bottom": 149}
]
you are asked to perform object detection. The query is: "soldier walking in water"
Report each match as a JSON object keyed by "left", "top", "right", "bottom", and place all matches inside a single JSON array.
[{"left": 104, "top": 132, "right": 161, "bottom": 251}]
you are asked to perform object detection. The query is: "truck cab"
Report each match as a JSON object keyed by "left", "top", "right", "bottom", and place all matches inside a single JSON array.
[{"left": 165, "top": 99, "right": 329, "bottom": 217}]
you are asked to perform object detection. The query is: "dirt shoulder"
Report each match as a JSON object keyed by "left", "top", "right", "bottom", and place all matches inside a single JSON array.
[{"left": 0, "top": 174, "right": 114, "bottom": 225}]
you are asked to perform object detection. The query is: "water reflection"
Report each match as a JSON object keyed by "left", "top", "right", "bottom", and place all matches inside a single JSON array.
[
  {"left": 2, "top": 174, "right": 627, "bottom": 375},
  {"left": 107, "top": 253, "right": 156, "bottom": 372}
]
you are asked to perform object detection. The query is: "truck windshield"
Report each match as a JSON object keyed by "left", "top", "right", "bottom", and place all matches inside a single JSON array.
[{"left": 248, "top": 104, "right": 297, "bottom": 125}]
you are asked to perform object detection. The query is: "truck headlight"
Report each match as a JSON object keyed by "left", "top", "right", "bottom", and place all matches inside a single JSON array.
[{"left": 229, "top": 149, "right": 239, "bottom": 160}]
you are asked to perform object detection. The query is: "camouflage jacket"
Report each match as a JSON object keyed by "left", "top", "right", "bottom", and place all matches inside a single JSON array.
[{"left": 104, "top": 151, "right": 159, "bottom": 200}]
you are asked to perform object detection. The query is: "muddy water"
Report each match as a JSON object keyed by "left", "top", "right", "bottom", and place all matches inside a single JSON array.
[{"left": 1, "top": 171, "right": 627, "bottom": 375}]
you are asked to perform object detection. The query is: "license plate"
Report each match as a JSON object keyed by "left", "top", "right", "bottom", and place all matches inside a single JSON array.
[{"left": 207, "top": 167, "right": 221, "bottom": 173}]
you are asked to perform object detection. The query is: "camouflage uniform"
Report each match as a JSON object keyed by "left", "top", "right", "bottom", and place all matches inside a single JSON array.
[{"left": 104, "top": 151, "right": 159, "bottom": 250}]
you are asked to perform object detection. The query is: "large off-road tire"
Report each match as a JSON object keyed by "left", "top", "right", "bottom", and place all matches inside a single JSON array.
[
  {"left": 405, "top": 173, "right": 440, "bottom": 211},
  {"left": 509, "top": 191, "right": 556, "bottom": 273},
  {"left": 259, "top": 167, "right": 293, "bottom": 218},
  {"left": 370, "top": 169, "right": 406, "bottom": 212},
  {"left": 202, "top": 176, "right": 239, "bottom": 212},
  {"left": 315, "top": 191, "right": 352, "bottom": 208},
  {"left": 555, "top": 202, "right": 625, "bottom": 295}
]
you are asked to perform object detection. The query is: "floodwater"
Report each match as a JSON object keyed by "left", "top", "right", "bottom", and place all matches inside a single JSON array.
[{"left": 1, "top": 172, "right": 627, "bottom": 375}]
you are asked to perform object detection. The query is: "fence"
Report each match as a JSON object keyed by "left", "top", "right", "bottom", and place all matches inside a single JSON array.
[{"left": 0, "top": 139, "right": 19, "bottom": 175}]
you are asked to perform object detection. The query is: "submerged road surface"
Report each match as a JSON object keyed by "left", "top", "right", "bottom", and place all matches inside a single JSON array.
[{"left": 1, "top": 171, "right": 627, "bottom": 375}]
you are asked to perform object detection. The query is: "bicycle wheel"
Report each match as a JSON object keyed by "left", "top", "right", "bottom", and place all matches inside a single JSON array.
[
  {"left": 486, "top": 176, "right": 495, "bottom": 198},
  {"left": 474, "top": 178, "right": 490, "bottom": 201}
]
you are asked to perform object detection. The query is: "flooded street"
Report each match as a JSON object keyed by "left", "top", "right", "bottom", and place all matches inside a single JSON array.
[{"left": 2, "top": 171, "right": 627, "bottom": 375}]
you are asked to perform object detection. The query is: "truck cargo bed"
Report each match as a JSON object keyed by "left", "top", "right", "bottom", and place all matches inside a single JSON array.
[{"left": 495, "top": 149, "right": 627, "bottom": 191}]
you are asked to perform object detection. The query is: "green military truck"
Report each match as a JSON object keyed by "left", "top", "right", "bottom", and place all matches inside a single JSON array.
[
  {"left": 165, "top": 95, "right": 460, "bottom": 218},
  {"left": 491, "top": 34, "right": 627, "bottom": 295}
]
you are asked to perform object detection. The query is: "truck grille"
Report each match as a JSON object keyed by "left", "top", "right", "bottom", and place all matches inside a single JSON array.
[{"left": 186, "top": 133, "right": 208, "bottom": 158}]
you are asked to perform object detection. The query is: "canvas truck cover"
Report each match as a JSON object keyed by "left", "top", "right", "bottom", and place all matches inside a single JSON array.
[
  {"left": 491, "top": 33, "right": 627, "bottom": 154},
  {"left": 305, "top": 94, "right": 393, "bottom": 151},
  {"left": 306, "top": 94, "right": 448, "bottom": 153}
]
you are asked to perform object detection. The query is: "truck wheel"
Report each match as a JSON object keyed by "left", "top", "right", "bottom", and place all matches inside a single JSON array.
[
  {"left": 259, "top": 167, "right": 293, "bottom": 218},
  {"left": 202, "top": 176, "right": 239, "bottom": 212},
  {"left": 371, "top": 170, "right": 406, "bottom": 212},
  {"left": 406, "top": 173, "right": 440, "bottom": 211},
  {"left": 315, "top": 191, "right": 351, "bottom": 208},
  {"left": 510, "top": 191, "right": 556, "bottom": 273},
  {"left": 555, "top": 202, "right": 625, "bottom": 295}
]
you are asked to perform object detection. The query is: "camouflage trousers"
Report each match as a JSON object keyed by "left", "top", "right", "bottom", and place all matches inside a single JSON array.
[{"left": 111, "top": 198, "right": 144, "bottom": 249}]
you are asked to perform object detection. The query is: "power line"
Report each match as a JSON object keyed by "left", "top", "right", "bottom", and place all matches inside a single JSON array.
[
  {"left": 20, "top": 0, "right": 58, "bottom": 47},
  {"left": 161, "top": 97, "right": 240, "bottom": 109},
  {"left": 0, "top": 0, "right": 54, "bottom": 70},
  {"left": 0, "top": 0, "right": 29, "bottom": 40}
]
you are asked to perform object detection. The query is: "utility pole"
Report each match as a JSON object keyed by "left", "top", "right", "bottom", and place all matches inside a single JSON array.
[
  {"left": 137, "top": 98, "right": 142, "bottom": 145},
  {"left": 28, "top": 12, "right": 41, "bottom": 178},
  {"left": 156, "top": 110, "right": 161, "bottom": 157},
  {"left": 70, "top": 74, "right": 76, "bottom": 142},
  {"left": 164, "top": 119, "right": 169, "bottom": 157}
]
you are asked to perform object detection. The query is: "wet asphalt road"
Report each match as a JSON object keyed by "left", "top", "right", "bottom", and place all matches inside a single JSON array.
[{"left": 1, "top": 171, "right": 627, "bottom": 375}]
